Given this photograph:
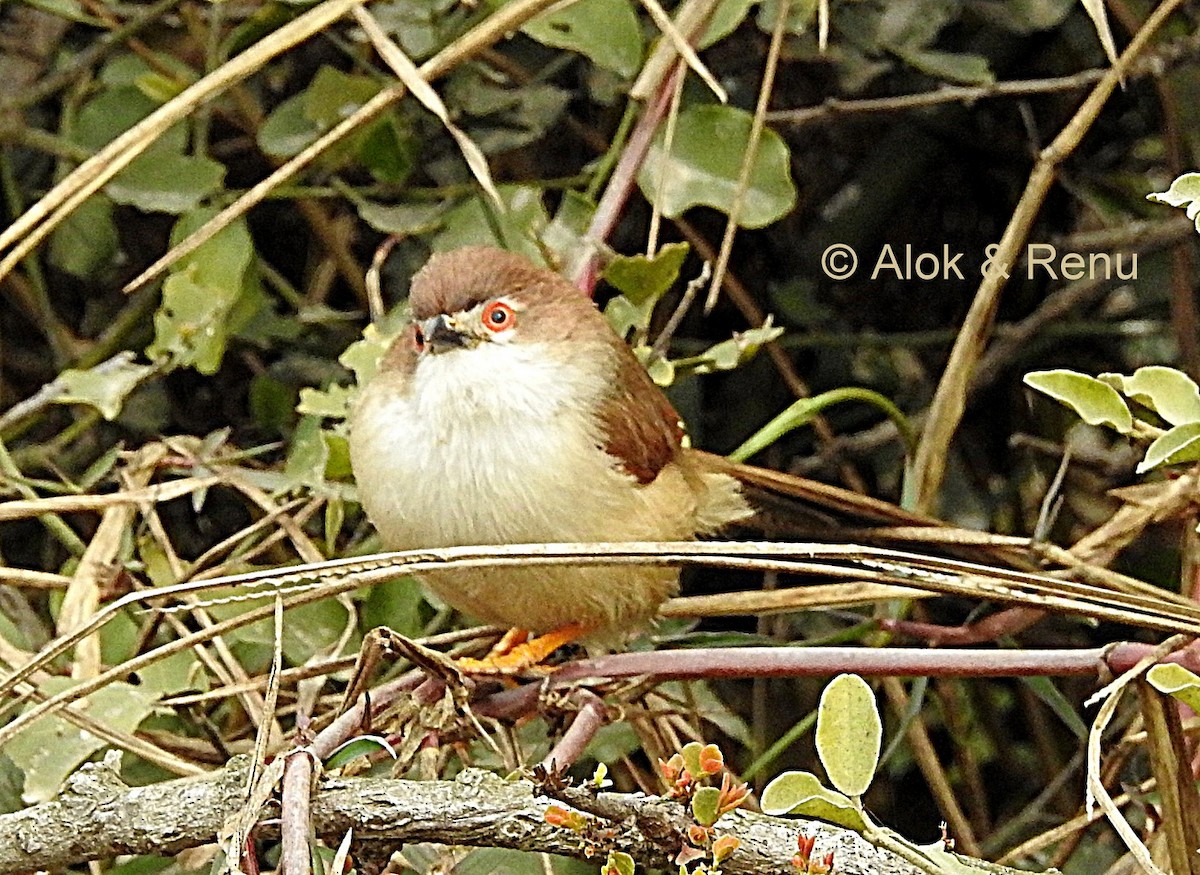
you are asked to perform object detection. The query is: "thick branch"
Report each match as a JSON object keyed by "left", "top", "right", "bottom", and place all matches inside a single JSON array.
[{"left": 0, "top": 756, "right": 1039, "bottom": 875}]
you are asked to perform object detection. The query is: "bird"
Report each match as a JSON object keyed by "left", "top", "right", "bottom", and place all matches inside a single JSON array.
[{"left": 348, "top": 245, "right": 755, "bottom": 668}]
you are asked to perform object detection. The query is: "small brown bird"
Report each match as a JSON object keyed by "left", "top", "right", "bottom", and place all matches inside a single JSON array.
[{"left": 348, "top": 246, "right": 753, "bottom": 661}]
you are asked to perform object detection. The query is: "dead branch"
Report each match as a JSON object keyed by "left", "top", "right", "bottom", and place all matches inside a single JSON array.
[{"left": 0, "top": 753, "right": 1043, "bottom": 875}]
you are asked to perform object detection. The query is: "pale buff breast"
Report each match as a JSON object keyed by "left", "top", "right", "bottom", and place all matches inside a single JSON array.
[{"left": 348, "top": 340, "right": 721, "bottom": 631}]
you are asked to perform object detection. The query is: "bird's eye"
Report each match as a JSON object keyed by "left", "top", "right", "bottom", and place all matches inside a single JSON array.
[
  {"left": 481, "top": 301, "right": 516, "bottom": 333},
  {"left": 413, "top": 325, "right": 426, "bottom": 351}
]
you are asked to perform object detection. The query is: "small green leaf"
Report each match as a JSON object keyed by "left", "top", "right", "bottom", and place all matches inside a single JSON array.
[
  {"left": 297, "top": 384, "right": 356, "bottom": 420},
  {"left": 1106, "top": 366, "right": 1200, "bottom": 425},
  {"left": 680, "top": 741, "right": 705, "bottom": 779},
  {"left": 602, "top": 243, "right": 690, "bottom": 306},
  {"left": 1147, "top": 663, "right": 1200, "bottom": 713},
  {"left": 604, "top": 295, "right": 655, "bottom": 339},
  {"left": 691, "top": 785, "right": 721, "bottom": 826},
  {"left": 146, "top": 211, "right": 254, "bottom": 373},
  {"left": 543, "top": 191, "right": 597, "bottom": 269},
  {"left": 913, "top": 841, "right": 994, "bottom": 875},
  {"left": 603, "top": 850, "right": 636, "bottom": 875},
  {"left": 645, "top": 355, "right": 675, "bottom": 387},
  {"left": 361, "top": 577, "right": 427, "bottom": 638},
  {"left": 815, "top": 674, "right": 881, "bottom": 798},
  {"left": 354, "top": 200, "right": 448, "bottom": 236},
  {"left": 340, "top": 311, "right": 410, "bottom": 387},
  {"left": 894, "top": 48, "right": 994, "bottom": 84},
  {"left": 303, "top": 66, "right": 381, "bottom": 128},
  {"left": 523, "top": 0, "right": 643, "bottom": 77},
  {"left": 1148, "top": 173, "right": 1200, "bottom": 233},
  {"left": 638, "top": 105, "right": 797, "bottom": 228},
  {"left": 432, "top": 186, "right": 550, "bottom": 263},
  {"left": 285, "top": 415, "right": 331, "bottom": 489},
  {"left": 106, "top": 151, "right": 226, "bottom": 214},
  {"left": 6, "top": 679, "right": 158, "bottom": 804},
  {"left": 699, "top": 0, "right": 758, "bottom": 48},
  {"left": 54, "top": 354, "right": 156, "bottom": 420},
  {"left": 1023, "top": 370, "right": 1134, "bottom": 434},
  {"left": 49, "top": 195, "right": 119, "bottom": 279},
  {"left": 759, "top": 770, "right": 868, "bottom": 830},
  {"left": 730, "top": 387, "right": 914, "bottom": 463},
  {"left": 1019, "top": 676, "right": 1089, "bottom": 740},
  {"left": 258, "top": 92, "right": 322, "bottom": 158},
  {"left": 1137, "top": 422, "right": 1200, "bottom": 473},
  {"left": 685, "top": 320, "right": 784, "bottom": 375},
  {"left": 325, "top": 735, "right": 398, "bottom": 769}
]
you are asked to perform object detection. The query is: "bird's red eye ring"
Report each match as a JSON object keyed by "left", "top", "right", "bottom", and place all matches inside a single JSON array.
[
  {"left": 481, "top": 300, "right": 516, "bottom": 333},
  {"left": 412, "top": 324, "right": 426, "bottom": 351}
]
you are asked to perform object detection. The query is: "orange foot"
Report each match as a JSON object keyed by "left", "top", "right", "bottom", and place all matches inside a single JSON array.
[{"left": 457, "top": 622, "right": 587, "bottom": 675}]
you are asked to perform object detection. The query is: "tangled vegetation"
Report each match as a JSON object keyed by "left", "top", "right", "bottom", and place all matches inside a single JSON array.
[{"left": 2, "top": 0, "right": 1200, "bottom": 872}]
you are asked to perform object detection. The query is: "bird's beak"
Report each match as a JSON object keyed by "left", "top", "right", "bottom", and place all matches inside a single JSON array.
[{"left": 422, "top": 314, "right": 471, "bottom": 352}]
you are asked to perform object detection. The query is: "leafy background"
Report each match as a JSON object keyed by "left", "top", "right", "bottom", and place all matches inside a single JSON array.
[{"left": 1, "top": 0, "right": 1199, "bottom": 871}]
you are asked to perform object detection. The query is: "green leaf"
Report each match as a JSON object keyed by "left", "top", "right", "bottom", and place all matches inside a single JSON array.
[
  {"left": 74, "top": 85, "right": 221, "bottom": 213},
  {"left": 1148, "top": 172, "right": 1200, "bottom": 233},
  {"left": 542, "top": 191, "right": 596, "bottom": 268},
  {"left": 755, "top": 0, "right": 820, "bottom": 34},
  {"left": 303, "top": 66, "right": 381, "bottom": 128},
  {"left": 602, "top": 243, "right": 690, "bottom": 306},
  {"left": 683, "top": 319, "right": 785, "bottom": 375},
  {"left": 285, "top": 415, "right": 331, "bottom": 489},
  {"left": 603, "top": 851, "right": 636, "bottom": 875},
  {"left": 604, "top": 295, "right": 655, "bottom": 339},
  {"left": 325, "top": 735, "right": 398, "bottom": 769},
  {"left": 432, "top": 186, "right": 550, "bottom": 262},
  {"left": 54, "top": 354, "right": 156, "bottom": 420},
  {"left": 281, "top": 598, "right": 350, "bottom": 662},
  {"left": 1147, "top": 663, "right": 1200, "bottom": 713},
  {"left": 297, "top": 384, "right": 357, "bottom": 420},
  {"left": 340, "top": 310, "right": 410, "bottom": 386},
  {"left": 73, "top": 86, "right": 169, "bottom": 152},
  {"left": 6, "top": 679, "right": 158, "bottom": 804},
  {"left": 1019, "top": 676, "right": 1089, "bottom": 740},
  {"left": 523, "top": 0, "right": 643, "bottom": 77},
  {"left": 1103, "top": 366, "right": 1200, "bottom": 426},
  {"left": 680, "top": 741, "right": 705, "bottom": 779},
  {"left": 361, "top": 577, "right": 427, "bottom": 638},
  {"left": 354, "top": 200, "right": 449, "bottom": 236},
  {"left": 638, "top": 105, "right": 797, "bottom": 228},
  {"left": 1023, "top": 370, "right": 1134, "bottom": 434},
  {"left": 691, "top": 785, "right": 722, "bottom": 826},
  {"left": 49, "top": 195, "right": 119, "bottom": 279},
  {"left": 759, "top": 770, "right": 868, "bottom": 830},
  {"left": 106, "top": 151, "right": 226, "bottom": 214},
  {"left": 894, "top": 48, "right": 994, "bottom": 84},
  {"left": 971, "top": 0, "right": 1074, "bottom": 33},
  {"left": 699, "top": 0, "right": 760, "bottom": 48},
  {"left": 259, "top": 66, "right": 408, "bottom": 177},
  {"left": 815, "top": 674, "right": 881, "bottom": 798},
  {"left": 1137, "top": 422, "right": 1200, "bottom": 473},
  {"left": 258, "top": 92, "right": 322, "bottom": 158},
  {"left": 146, "top": 210, "right": 255, "bottom": 374}
]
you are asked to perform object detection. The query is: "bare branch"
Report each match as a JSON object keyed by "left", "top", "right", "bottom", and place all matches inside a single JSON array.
[{"left": 0, "top": 756, "right": 1041, "bottom": 875}]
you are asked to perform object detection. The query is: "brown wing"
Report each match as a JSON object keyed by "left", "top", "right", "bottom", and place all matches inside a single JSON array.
[{"left": 598, "top": 349, "right": 685, "bottom": 484}]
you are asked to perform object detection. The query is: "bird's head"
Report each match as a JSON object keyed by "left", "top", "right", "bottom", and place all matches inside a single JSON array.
[{"left": 379, "top": 246, "right": 604, "bottom": 370}]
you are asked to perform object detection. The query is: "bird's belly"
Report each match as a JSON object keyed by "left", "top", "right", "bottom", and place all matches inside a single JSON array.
[
  {"left": 420, "top": 564, "right": 676, "bottom": 632},
  {"left": 349, "top": 350, "right": 695, "bottom": 632}
]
